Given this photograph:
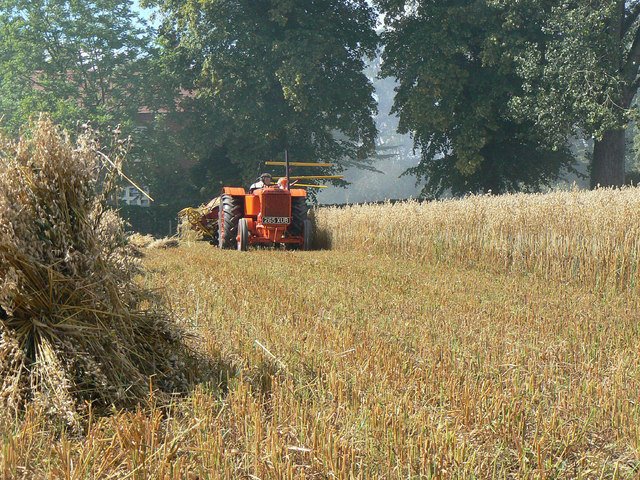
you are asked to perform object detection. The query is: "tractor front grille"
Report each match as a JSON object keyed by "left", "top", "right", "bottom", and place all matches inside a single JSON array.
[{"left": 262, "top": 191, "right": 291, "bottom": 218}]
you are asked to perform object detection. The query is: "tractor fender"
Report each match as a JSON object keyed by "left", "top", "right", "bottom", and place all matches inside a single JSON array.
[
  {"left": 244, "top": 194, "right": 260, "bottom": 216},
  {"left": 222, "top": 187, "right": 246, "bottom": 196}
]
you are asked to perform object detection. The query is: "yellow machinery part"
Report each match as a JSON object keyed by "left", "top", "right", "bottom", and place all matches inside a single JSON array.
[
  {"left": 178, "top": 196, "right": 220, "bottom": 237},
  {"left": 293, "top": 184, "right": 328, "bottom": 188},
  {"left": 265, "top": 161, "right": 335, "bottom": 167},
  {"left": 274, "top": 175, "right": 344, "bottom": 180}
]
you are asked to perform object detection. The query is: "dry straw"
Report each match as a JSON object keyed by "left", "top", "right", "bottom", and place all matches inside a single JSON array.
[
  {"left": 147, "top": 237, "right": 180, "bottom": 250},
  {"left": 177, "top": 208, "right": 206, "bottom": 241},
  {"left": 0, "top": 117, "right": 194, "bottom": 428},
  {"left": 314, "top": 189, "right": 640, "bottom": 291},
  {"left": 127, "top": 233, "right": 180, "bottom": 251},
  {"left": 127, "top": 232, "right": 155, "bottom": 249},
  {"left": 178, "top": 197, "right": 221, "bottom": 242}
]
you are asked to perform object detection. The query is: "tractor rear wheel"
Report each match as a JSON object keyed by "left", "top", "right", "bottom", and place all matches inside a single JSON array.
[
  {"left": 218, "top": 194, "right": 243, "bottom": 249},
  {"left": 285, "top": 197, "right": 308, "bottom": 250},
  {"left": 238, "top": 218, "right": 249, "bottom": 251},
  {"left": 289, "top": 197, "right": 308, "bottom": 236}
]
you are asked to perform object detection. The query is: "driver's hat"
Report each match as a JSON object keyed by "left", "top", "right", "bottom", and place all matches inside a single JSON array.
[{"left": 260, "top": 172, "right": 272, "bottom": 179}]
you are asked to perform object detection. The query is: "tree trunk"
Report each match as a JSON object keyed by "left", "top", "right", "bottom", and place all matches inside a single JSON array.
[{"left": 591, "top": 128, "right": 625, "bottom": 188}]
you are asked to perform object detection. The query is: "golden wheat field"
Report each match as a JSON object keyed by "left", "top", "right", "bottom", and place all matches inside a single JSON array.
[
  {"left": 2, "top": 187, "right": 640, "bottom": 479},
  {"left": 314, "top": 188, "right": 640, "bottom": 292}
]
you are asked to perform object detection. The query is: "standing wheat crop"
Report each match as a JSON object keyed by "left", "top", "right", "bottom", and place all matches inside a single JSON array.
[{"left": 315, "top": 189, "right": 640, "bottom": 291}]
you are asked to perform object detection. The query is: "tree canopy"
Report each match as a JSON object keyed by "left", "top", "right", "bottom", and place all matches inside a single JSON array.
[
  {"left": 0, "top": 0, "right": 156, "bottom": 133},
  {"left": 376, "top": 0, "right": 576, "bottom": 197},
  {"left": 3, "top": 0, "right": 639, "bottom": 203},
  {"left": 493, "top": 0, "right": 640, "bottom": 187},
  {"left": 0, "top": 0, "right": 197, "bottom": 205},
  {"left": 148, "top": 0, "right": 379, "bottom": 184}
]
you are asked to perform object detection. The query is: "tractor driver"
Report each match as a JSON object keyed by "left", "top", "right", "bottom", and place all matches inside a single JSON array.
[{"left": 249, "top": 173, "right": 273, "bottom": 193}]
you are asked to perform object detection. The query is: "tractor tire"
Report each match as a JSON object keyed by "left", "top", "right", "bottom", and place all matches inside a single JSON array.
[
  {"left": 210, "top": 207, "right": 220, "bottom": 245},
  {"left": 284, "top": 197, "right": 308, "bottom": 250},
  {"left": 302, "top": 219, "right": 313, "bottom": 251},
  {"left": 289, "top": 197, "right": 308, "bottom": 236},
  {"left": 238, "top": 218, "right": 249, "bottom": 251},
  {"left": 218, "top": 194, "right": 243, "bottom": 249}
]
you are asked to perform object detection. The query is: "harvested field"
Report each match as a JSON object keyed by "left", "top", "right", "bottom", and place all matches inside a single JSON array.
[
  {"left": 2, "top": 239, "right": 639, "bottom": 478},
  {"left": 2, "top": 149, "right": 640, "bottom": 478}
]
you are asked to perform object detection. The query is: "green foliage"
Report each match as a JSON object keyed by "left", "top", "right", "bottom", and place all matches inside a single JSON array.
[
  {"left": 404, "top": 121, "right": 578, "bottom": 197},
  {"left": 0, "top": 0, "right": 195, "bottom": 204},
  {"left": 491, "top": 0, "right": 640, "bottom": 186},
  {"left": 0, "top": 0, "right": 153, "bottom": 133},
  {"left": 148, "top": 0, "right": 379, "bottom": 185},
  {"left": 493, "top": 0, "right": 638, "bottom": 144},
  {"left": 377, "top": 0, "right": 575, "bottom": 197},
  {"left": 125, "top": 117, "right": 199, "bottom": 205},
  {"left": 118, "top": 202, "right": 184, "bottom": 236}
]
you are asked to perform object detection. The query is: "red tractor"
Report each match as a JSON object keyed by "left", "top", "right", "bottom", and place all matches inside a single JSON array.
[
  {"left": 217, "top": 183, "right": 312, "bottom": 251},
  {"left": 179, "top": 153, "right": 340, "bottom": 250}
]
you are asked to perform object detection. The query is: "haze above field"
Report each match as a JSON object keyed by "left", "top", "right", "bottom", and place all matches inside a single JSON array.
[{"left": 316, "top": 60, "right": 423, "bottom": 204}]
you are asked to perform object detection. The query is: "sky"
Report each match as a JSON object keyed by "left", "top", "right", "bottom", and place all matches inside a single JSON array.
[{"left": 133, "top": 0, "right": 156, "bottom": 23}]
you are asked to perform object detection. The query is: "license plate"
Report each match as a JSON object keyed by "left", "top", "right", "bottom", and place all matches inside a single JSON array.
[{"left": 263, "top": 216, "right": 290, "bottom": 224}]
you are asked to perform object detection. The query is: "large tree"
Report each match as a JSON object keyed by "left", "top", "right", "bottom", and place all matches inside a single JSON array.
[
  {"left": 376, "top": 0, "right": 575, "bottom": 197},
  {"left": 148, "top": 0, "right": 379, "bottom": 183},
  {"left": 0, "top": 0, "right": 157, "bottom": 133},
  {"left": 0, "top": 0, "right": 195, "bottom": 204},
  {"left": 493, "top": 0, "right": 640, "bottom": 187}
]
